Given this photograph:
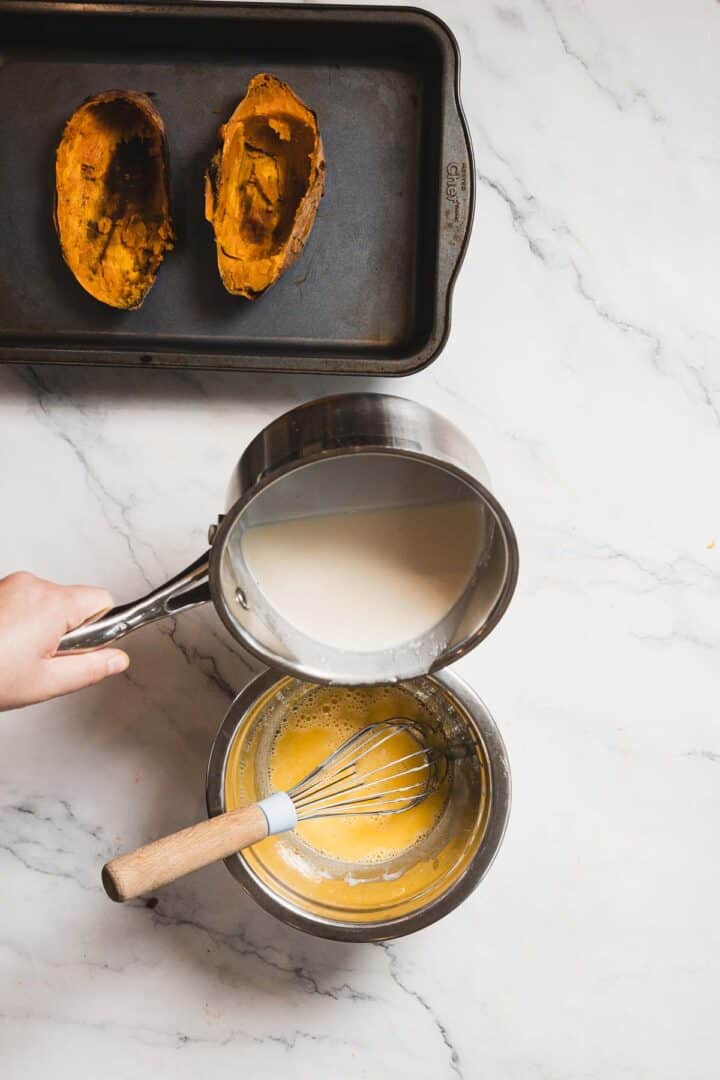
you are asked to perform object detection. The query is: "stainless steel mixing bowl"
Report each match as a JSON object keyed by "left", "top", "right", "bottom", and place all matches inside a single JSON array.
[{"left": 206, "top": 668, "right": 511, "bottom": 941}]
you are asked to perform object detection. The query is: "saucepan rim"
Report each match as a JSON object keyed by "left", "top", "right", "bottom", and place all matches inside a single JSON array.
[{"left": 208, "top": 447, "right": 519, "bottom": 685}]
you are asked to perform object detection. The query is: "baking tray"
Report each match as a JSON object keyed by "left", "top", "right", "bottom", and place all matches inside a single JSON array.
[{"left": 0, "top": 1, "right": 474, "bottom": 375}]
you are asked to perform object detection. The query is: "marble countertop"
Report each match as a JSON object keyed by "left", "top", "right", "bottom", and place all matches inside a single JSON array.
[{"left": 2, "top": 1, "right": 718, "bottom": 1076}]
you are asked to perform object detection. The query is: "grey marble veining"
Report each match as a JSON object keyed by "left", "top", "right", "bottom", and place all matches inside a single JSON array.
[{"left": 1, "top": 1, "right": 719, "bottom": 1077}]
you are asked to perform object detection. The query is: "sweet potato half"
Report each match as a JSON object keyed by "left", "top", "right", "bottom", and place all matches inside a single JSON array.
[
  {"left": 54, "top": 90, "right": 174, "bottom": 310},
  {"left": 205, "top": 74, "right": 325, "bottom": 299}
]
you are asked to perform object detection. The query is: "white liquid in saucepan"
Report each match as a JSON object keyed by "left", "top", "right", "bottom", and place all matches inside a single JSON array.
[{"left": 240, "top": 499, "right": 485, "bottom": 653}]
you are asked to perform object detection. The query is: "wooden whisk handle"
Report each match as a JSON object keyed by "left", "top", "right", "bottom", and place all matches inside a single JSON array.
[{"left": 102, "top": 805, "right": 269, "bottom": 902}]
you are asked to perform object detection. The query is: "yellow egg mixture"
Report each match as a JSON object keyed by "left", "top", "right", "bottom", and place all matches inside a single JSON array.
[
  {"left": 267, "top": 686, "right": 445, "bottom": 863},
  {"left": 224, "top": 682, "right": 484, "bottom": 919}
]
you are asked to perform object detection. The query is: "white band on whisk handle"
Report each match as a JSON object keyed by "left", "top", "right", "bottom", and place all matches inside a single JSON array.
[{"left": 256, "top": 791, "right": 298, "bottom": 835}]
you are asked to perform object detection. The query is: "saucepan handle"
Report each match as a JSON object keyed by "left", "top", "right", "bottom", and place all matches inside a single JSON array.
[{"left": 56, "top": 551, "right": 212, "bottom": 653}]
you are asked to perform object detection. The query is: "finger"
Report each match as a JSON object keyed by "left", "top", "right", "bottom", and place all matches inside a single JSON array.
[
  {"left": 36, "top": 649, "right": 129, "bottom": 703},
  {"left": 55, "top": 585, "right": 115, "bottom": 635}
]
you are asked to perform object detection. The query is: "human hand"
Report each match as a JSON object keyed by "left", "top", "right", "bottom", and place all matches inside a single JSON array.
[{"left": 0, "top": 572, "right": 129, "bottom": 711}]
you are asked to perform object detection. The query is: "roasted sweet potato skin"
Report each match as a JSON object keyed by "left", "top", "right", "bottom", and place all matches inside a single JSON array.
[
  {"left": 54, "top": 90, "right": 174, "bottom": 310},
  {"left": 205, "top": 74, "right": 325, "bottom": 299}
]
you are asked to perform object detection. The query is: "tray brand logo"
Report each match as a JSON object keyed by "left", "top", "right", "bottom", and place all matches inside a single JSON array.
[{"left": 445, "top": 162, "right": 467, "bottom": 227}]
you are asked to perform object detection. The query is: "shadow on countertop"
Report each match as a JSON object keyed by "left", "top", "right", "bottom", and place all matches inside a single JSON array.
[{"left": 0, "top": 360, "right": 391, "bottom": 412}]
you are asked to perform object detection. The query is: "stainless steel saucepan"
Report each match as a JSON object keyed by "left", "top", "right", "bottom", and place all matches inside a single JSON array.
[{"left": 59, "top": 394, "right": 519, "bottom": 684}]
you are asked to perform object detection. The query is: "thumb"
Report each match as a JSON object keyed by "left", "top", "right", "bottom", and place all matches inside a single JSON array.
[{"left": 37, "top": 649, "right": 130, "bottom": 703}]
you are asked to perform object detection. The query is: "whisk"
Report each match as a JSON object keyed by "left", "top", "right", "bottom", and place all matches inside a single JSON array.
[{"left": 102, "top": 719, "right": 446, "bottom": 903}]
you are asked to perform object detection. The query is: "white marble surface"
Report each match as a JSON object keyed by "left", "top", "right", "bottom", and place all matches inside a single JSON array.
[{"left": 2, "top": 0, "right": 719, "bottom": 1076}]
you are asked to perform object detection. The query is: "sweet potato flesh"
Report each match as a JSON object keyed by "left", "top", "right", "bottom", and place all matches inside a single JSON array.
[
  {"left": 205, "top": 75, "right": 325, "bottom": 299},
  {"left": 55, "top": 91, "right": 174, "bottom": 309}
]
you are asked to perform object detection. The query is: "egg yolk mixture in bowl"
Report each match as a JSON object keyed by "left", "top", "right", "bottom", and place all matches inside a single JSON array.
[{"left": 220, "top": 676, "right": 494, "bottom": 931}]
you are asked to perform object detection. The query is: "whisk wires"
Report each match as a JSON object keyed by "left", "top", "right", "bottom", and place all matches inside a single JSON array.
[{"left": 288, "top": 720, "right": 446, "bottom": 821}]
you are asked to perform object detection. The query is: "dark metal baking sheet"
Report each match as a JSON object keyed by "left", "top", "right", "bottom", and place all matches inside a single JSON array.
[{"left": 0, "top": 1, "right": 474, "bottom": 374}]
